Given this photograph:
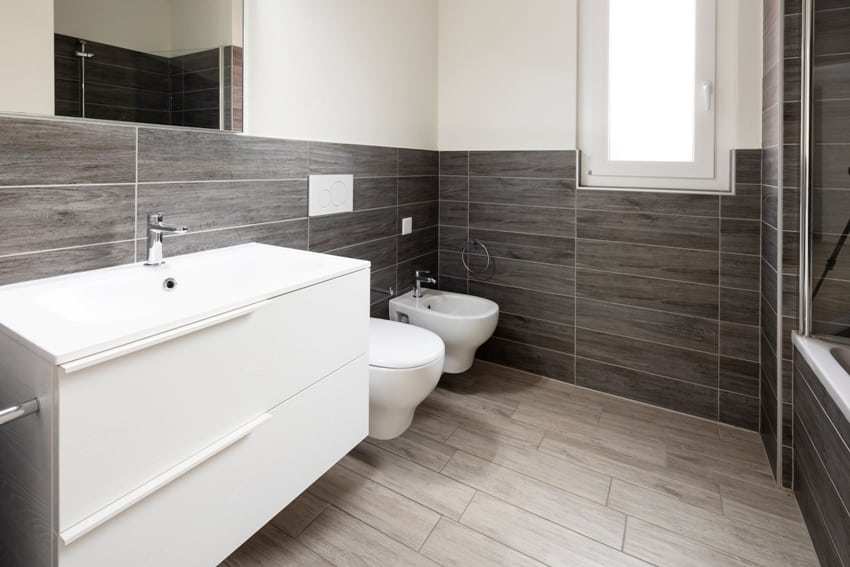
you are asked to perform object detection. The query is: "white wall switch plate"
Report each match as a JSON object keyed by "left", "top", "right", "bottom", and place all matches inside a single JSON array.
[
  {"left": 309, "top": 174, "right": 353, "bottom": 216},
  {"left": 401, "top": 217, "right": 413, "bottom": 235}
]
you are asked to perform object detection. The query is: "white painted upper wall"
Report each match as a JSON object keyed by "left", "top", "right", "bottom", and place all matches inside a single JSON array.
[
  {"left": 438, "top": 0, "right": 578, "bottom": 151},
  {"left": 0, "top": 0, "right": 53, "bottom": 115},
  {"left": 54, "top": 0, "right": 173, "bottom": 55},
  {"left": 244, "top": 0, "right": 438, "bottom": 150}
]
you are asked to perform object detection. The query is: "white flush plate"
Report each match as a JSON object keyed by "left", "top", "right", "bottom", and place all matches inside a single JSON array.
[{"left": 309, "top": 174, "right": 353, "bottom": 217}]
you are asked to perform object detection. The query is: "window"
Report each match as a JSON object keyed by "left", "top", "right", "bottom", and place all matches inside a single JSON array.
[{"left": 578, "top": 0, "right": 728, "bottom": 191}]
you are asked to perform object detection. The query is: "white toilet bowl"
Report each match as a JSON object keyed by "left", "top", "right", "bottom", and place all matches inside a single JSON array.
[
  {"left": 368, "top": 318, "right": 445, "bottom": 440},
  {"left": 389, "top": 289, "right": 499, "bottom": 373}
]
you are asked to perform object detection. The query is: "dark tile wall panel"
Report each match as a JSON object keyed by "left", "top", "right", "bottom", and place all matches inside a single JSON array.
[
  {"left": 761, "top": 0, "right": 786, "bottom": 484},
  {"left": 441, "top": 149, "right": 762, "bottom": 428},
  {"left": 0, "top": 115, "right": 436, "bottom": 315},
  {"left": 793, "top": 350, "right": 850, "bottom": 565}
]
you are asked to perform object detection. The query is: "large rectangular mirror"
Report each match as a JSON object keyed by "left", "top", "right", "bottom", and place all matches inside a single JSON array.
[{"left": 53, "top": 0, "right": 242, "bottom": 131}]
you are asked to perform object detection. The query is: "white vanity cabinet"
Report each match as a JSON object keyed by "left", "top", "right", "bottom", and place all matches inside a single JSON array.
[{"left": 0, "top": 244, "right": 370, "bottom": 567}]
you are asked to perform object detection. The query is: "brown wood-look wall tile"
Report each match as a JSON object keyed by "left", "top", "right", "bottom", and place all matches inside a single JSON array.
[
  {"left": 439, "top": 251, "right": 467, "bottom": 279},
  {"left": 575, "top": 328, "right": 718, "bottom": 388},
  {"left": 494, "top": 313, "right": 575, "bottom": 354},
  {"left": 734, "top": 149, "right": 763, "bottom": 184},
  {"left": 577, "top": 210, "right": 718, "bottom": 250},
  {"left": 576, "top": 240, "right": 718, "bottom": 285},
  {"left": 719, "top": 253, "right": 760, "bottom": 290},
  {"left": 328, "top": 235, "right": 397, "bottom": 271},
  {"left": 439, "top": 226, "right": 468, "bottom": 252},
  {"left": 469, "top": 281, "right": 575, "bottom": 325},
  {"left": 720, "top": 219, "right": 761, "bottom": 255},
  {"left": 308, "top": 208, "right": 396, "bottom": 252},
  {"left": 439, "top": 151, "right": 468, "bottom": 175},
  {"left": 399, "top": 227, "right": 438, "bottom": 263},
  {"left": 478, "top": 337, "right": 575, "bottom": 383},
  {"left": 575, "top": 269, "right": 718, "bottom": 320},
  {"left": 575, "top": 358, "right": 718, "bottom": 420},
  {"left": 813, "top": 99, "right": 850, "bottom": 145},
  {"left": 355, "top": 178, "right": 397, "bottom": 210},
  {"left": 310, "top": 142, "right": 397, "bottom": 177},
  {"left": 0, "top": 117, "right": 135, "bottom": 186},
  {"left": 785, "top": 13, "right": 802, "bottom": 59},
  {"left": 763, "top": 184, "right": 779, "bottom": 229},
  {"left": 0, "top": 241, "right": 135, "bottom": 286},
  {"left": 783, "top": 230, "right": 800, "bottom": 275},
  {"left": 722, "top": 183, "right": 762, "bottom": 220},
  {"left": 718, "top": 322, "right": 760, "bottom": 362},
  {"left": 469, "top": 177, "right": 575, "bottom": 208},
  {"left": 577, "top": 190, "right": 718, "bottom": 217},
  {"left": 763, "top": 223, "right": 779, "bottom": 270},
  {"left": 440, "top": 201, "right": 468, "bottom": 227},
  {"left": 814, "top": 7, "right": 850, "bottom": 56},
  {"left": 471, "top": 203, "right": 574, "bottom": 238},
  {"left": 147, "top": 219, "right": 308, "bottom": 259},
  {"left": 469, "top": 151, "right": 575, "bottom": 178},
  {"left": 763, "top": 146, "right": 781, "bottom": 188},
  {"left": 398, "top": 201, "right": 439, "bottom": 230},
  {"left": 440, "top": 176, "right": 468, "bottom": 201},
  {"left": 719, "top": 288, "right": 760, "bottom": 325},
  {"left": 439, "top": 275, "right": 468, "bottom": 294},
  {"left": 719, "top": 391, "right": 759, "bottom": 431},
  {"left": 0, "top": 185, "right": 135, "bottom": 255},
  {"left": 764, "top": 105, "right": 782, "bottom": 148},
  {"left": 793, "top": 422, "right": 850, "bottom": 561},
  {"left": 575, "top": 299, "right": 718, "bottom": 353},
  {"left": 136, "top": 180, "right": 307, "bottom": 235},
  {"left": 794, "top": 446, "right": 846, "bottom": 566},
  {"left": 370, "top": 266, "right": 398, "bottom": 305},
  {"left": 399, "top": 149, "right": 438, "bottom": 176},
  {"left": 399, "top": 176, "right": 438, "bottom": 205},
  {"left": 719, "top": 356, "right": 760, "bottom": 398},
  {"left": 138, "top": 128, "right": 309, "bottom": 181},
  {"left": 471, "top": 257, "right": 575, "bottom": 296},
  {"left": 470, "top": 229, "right": 575, "bottom": 266}
]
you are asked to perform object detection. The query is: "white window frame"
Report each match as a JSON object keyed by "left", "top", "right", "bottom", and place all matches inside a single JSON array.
[{"left": 578, "top": 0, "right": 734, "bottom": 192}]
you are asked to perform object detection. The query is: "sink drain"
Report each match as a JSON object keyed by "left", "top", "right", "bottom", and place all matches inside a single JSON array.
[{"left": 162, "top": 277, "right": 177, "bottom": 291}]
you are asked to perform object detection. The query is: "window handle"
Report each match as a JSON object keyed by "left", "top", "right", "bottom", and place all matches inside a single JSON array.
[{"left": 702, "top": 81, "right": 713, "bottom": 112}]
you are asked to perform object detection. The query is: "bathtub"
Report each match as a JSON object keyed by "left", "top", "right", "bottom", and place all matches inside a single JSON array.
[{"left": 792, "top": 333, "right": 850, "bottom": 422}]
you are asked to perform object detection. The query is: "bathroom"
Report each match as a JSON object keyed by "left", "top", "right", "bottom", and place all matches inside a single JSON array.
[{"left": 0, "top": 0, "right": 847, "bottom": 565}]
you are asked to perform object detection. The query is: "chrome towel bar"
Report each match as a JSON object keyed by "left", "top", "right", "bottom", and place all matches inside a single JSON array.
[{"left": 0, "top": 398, "right": 40, "bottom": 427}]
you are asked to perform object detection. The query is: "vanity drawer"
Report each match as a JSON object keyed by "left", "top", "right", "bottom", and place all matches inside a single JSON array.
[
  {"left": 58, "top": 269, "right": 368, "bottom": 531},
  {"left": 58, "top": 354, "right": 368, "bottom": 567}
]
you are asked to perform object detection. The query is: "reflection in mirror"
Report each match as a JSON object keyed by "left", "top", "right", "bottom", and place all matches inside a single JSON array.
[{"left": 53, "top": 0, "right": 243, "bottom": 131}]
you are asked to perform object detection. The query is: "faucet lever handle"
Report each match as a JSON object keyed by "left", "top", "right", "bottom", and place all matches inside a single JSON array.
[
  {"left": 148, "top": 211, "right": 164, "bottom": 225},
  {"left": 415, "top": 269, "right": 432, "bottom": 278}
]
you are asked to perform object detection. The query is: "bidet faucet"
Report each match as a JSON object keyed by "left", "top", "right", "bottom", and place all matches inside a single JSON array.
[
  {"left": 144, "top": 212, "right": 188, "bottom": 266},
  {"left": 413, "top": 269, "right": 436, "bottom": 299}
]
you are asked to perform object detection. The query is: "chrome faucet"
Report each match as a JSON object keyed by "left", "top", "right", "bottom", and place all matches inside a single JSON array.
[
  {"left": 413, "top": 269, "right": 437, "bottom": 299},
  {"left": 144, "top": 212, "right": 188, "bottom": 266}
]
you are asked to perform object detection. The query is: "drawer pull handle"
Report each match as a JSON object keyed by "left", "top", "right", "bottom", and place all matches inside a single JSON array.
[
  {"left": 59, "top": 412, "right": 271, "bottom": 545},
  {"left": 61, "top": 300, "right": 272, "bottom": 374}
]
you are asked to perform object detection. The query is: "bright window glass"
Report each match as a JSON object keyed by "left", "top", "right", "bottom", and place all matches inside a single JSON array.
[{"left": 608, "top": 0, "right": 696, "bottom": 163}]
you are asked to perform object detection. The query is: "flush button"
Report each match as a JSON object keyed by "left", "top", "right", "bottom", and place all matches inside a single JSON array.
[{"left": 309, "top": 175, "right": 353, "bottom": 216}]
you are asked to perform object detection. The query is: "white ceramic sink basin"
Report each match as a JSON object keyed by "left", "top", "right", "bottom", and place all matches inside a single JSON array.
[{"left": 0, "top": 243, "right": 368, "bottom": 363}]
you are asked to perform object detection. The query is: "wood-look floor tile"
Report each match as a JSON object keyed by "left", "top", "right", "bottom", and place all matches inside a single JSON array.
[
  {"left": 340, "top": 443, "right": 475, "bottom": 520},
  {"left": 460, "top": 493, "right": 651, "bottom": 567},
  {"left": 623, "top": 517, "right": 759, "bottom": 567},
  {"left": 420, "top": 518, "right": 546, "bottom": 567},
  {"left": 665, "top": 446, "right": 775, "bottom": 489},
  {"left": 220, "top": 524, "right": 332, "bottom": 567},
  {"left": 366, "top": 430, "right": 457, "bottom": 472},
  {"left": 308, "top": 464, "right": 440, "bottom": 550},
  {"left": 719, "top": 484, "right": 809, "bottom": 542},
  {"left": 607, "top": 480, "right": 819, "bottom": 567},
  {"left": 445, "top": 425, "right": 611, "bottom": 504},
  {"left": 666, "top": 437, "right": 772, "bottom": 474},
  {"left": 442, "top": 451, "right": 626, "bottom": 548},
  {"left": 408, "top": 405, "right": 461, "bottom": 442},
  {"left": 539, "top": 432, "right": 724, "bottom": 514},
  {"left": 298, "top": 507, "right": 440, "bottom": 567},
  {"left": 268, "top": 491, "right": 328, "bottom": 538},
  {"left": 513, "top": 403, "right": 667, "bottom": 467}
]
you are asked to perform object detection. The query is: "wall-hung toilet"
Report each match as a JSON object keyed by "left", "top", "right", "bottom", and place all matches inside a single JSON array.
[{"left": 368, "top": 318, "right": 445, "bottom": 440}]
